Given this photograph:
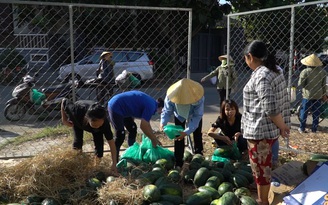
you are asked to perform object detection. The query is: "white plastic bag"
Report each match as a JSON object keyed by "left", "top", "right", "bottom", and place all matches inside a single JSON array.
[
  {"left": 290, "top": 86, "right": 296, "bottom": 102},
  {"left": 210, "top": 76, "right": 217, "bottom": 85}
]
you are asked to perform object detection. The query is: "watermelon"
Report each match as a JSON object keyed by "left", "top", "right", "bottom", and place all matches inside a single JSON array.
[
  {"left": 191, "top": 154, "right": 205, "bottom": 164},
  {"left": 234, "top": 169, "right": 254, "bottom": 184},
  {"left": 167, "top": 170, "right": 181, "bottom": 183},
  {"left": 213, "top": 146, "right": 232, "bottom": 157},
  {"left": 189, "top": 161, "right": 202, "bottom": 170},
  {"left": 131, "top": 168, "right": 144, "bottom": 179},
  {"left": 183, "top": 150, "right": 193, "bottom": 162},
  {"left": 194, "top": 167, "right": 211, "bottom": 187},
  {"left": 198, "top": 186, "right": 221, "bottom": 199},
  {"left": 186, "top": 192, "right": 212, "bottom": 205},
  {"left": 218, "top": 182, "right": 234, "bottom": 195},
  {"left": 230, "top": 174, "right": 250, "bottom": 188},
  {"left": 216, "top": 192, "right": 239, "bottom": 205},
  {"left": 160, "top": 195, "right": 183, "bottom": 205},
  {"left": 240, "top": 195, "right": 258, "bottom": 205},
  {"left": 234, "top": 187, "right": 251, "bottom": 197},
  {"left": 158, "top": 183, "right": 183, "bottom": 196},
  {"left": 209, "top": 170, "right": 225, "bottom": 183},
  {"left": 143, "top": 184, "right": 161, "bottom": 202},
  {"left": 156, "top": 158, "right": 174, "bottom": 170},
  {"left": 87, "top": 177, "right": 102, "bottom": 190},
  {"left": 205, "top": 176, "right": 221, "bottom": 189},
  {"left": 184, "top": 169, "right": 197, "bottom": 183},
  {"left": 155, "top": 176, "right": 172, "bottom": 187}
]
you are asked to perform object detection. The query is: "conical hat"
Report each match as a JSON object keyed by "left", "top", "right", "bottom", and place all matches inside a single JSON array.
[
  {"left": 218, "top": 55, "right": 234, "bottom": 62},
  {"left": 167, "top": 78, "right": 204, "bottom": 104},
  {"left": 301, "top": 54, "right": 323, "bottom": 67},
  {"left": 100, "top": 51, "right": 112, "bottom": 58}
]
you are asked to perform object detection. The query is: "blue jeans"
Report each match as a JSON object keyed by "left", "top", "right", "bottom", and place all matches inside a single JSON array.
[
  {"left": 299, "top": 98, "right": 321, "bottom": 132},
  {"left": 272, "top": 139, "right": 279, "bottom": 164}
]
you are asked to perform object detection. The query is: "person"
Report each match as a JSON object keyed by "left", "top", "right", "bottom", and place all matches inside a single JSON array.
[
  {"left": 242, "top": 40, "right": 290, "bottom": 205},
  {"left": 201, "top": 55, "right": 237, "bottom": 105},
  {"left": 96, "top": 51, "right": 115, "bottom": 104},
  {"left": 207, "top": 99, "right": 247, "bottom": 154},
  {"left": 160, "top": 78, "right": 204, "bottom": 168},
  {"left": 107, "top": 90, "right": 164, "bottom": 160},
  {"left": 298, "top": 54, "right": 327, "bottom": 133},
  {"left": 60, "top": 99, "right": 118, "bottom": 174}
]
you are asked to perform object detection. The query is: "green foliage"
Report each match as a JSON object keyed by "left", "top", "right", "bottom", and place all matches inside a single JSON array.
[
  {"left": 0, "top": 49, "right": 26, "bottom": 69},
  {"left": 230, "top": 1, "right": 328, "bottom": 53}
]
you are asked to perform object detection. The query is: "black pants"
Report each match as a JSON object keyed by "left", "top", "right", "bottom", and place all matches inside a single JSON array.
[
  {"left": 73, "top": 126, "right": 104, "bottom": 158},
  {"left": 110, "top": 115, "right": 137, "bottom": 161},
  {"left": 214, "top": 135, "right": 248, "bottom": 153},
  {"left": 174, "top": 117, "right": 203, "bottom": 167},
  {"left": 218, "top": 88, "right": 231, "bottom": 105}
]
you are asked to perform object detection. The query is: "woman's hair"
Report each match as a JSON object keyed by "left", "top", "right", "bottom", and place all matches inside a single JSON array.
[
  {"left": 244, "top": 40, "right": 279, "bottom": 73},
  {"left": 86, "top": 103, "right": 106, "bottom": 121},
  {"left": 219, "top": 99, "right": 240, "bottom": 120}
]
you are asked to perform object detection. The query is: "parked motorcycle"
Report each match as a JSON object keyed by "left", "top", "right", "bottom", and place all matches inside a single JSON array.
[{"left": 4, "top": 74, "right": 78, "bottom": 121}]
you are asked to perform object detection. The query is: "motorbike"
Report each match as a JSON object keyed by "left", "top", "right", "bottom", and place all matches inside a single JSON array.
[{"left": 4, "top": 74, "right": 78, "bottom": 121}]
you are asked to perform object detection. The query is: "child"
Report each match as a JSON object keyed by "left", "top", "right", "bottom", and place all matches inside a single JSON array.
[{"left": 207, "top": 99, "right": 247, "bottom": 153}]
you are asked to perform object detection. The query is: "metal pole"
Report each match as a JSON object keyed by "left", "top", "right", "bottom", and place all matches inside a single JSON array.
[
  {"left": 187, "top": 10, "right": 192, "bottom": 79},
  {"left": 288, "top": 7, "right": 295, "bottom": 94},
  {"left": 226, "top": 16, "right": 231, "bottom": 100},
  {"left": 69, "top": 5, "right": 76, "bottom": 102}
]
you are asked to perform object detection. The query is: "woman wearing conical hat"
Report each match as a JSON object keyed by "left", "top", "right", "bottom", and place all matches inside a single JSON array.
[
  {"left": 298, "top": 54, "right": 327, "bottom": 133},
  {"left": 160, "top": 78, "right": 204, "bottom": 168}
]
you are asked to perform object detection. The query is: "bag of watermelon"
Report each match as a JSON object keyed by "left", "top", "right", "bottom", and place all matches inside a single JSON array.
[
  {"left": 143, "top": 146, "right": 174, "bottom": 163},
  {"left": 121, "top": 142, "right": 143, "bottom": 163},
  {"left": 140, "top": 135, "right": 153, "bottom": 156},
  {"left": 232, "top": 141, "right": 241, "bottom": 160},
  {"left": 163, "top": 124, "right": 184, "bottom": 140}
]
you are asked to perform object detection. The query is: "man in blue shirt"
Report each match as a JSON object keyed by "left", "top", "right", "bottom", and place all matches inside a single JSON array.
[
  {"left": 160, "top": 78, "right": 204, "bottom": 168},
  {"left": 107, "top": 91, "right": 164, "bottom": 159}
]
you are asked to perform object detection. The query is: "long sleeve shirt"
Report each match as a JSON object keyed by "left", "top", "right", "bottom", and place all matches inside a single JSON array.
[
  {"left": 298, "top": 66, "right": 326, "bottom": 100},
  {"left": 202, "top": 65, "right": 237, "bottom": 89},
  {"left": 160, "top": 96, "right": 204, "bottom": 135}
]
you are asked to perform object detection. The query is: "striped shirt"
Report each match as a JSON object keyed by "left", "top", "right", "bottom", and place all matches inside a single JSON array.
[{"left": 242, "top": 66, "right": 290, "bottom": 140}]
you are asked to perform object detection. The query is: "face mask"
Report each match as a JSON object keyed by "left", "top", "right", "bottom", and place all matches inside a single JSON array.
[{"left": 221, "top": 59, "right": 227, "bottom": 66}]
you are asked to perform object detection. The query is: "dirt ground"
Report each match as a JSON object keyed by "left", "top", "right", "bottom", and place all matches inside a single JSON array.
[{"left": 1, "top": 127, "right": 327, "bottom": 166}]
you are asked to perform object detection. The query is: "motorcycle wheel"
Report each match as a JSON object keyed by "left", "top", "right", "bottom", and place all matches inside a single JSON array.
[{"left": 4, "top": 103, "right": 26, "bottom": 121}]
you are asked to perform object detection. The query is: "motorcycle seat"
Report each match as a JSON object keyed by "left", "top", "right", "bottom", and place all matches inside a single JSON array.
[{"left": 41, "top": 83, "right": 72, "bottom": 93}]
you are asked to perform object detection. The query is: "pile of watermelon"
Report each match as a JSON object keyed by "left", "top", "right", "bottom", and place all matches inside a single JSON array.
[
  {"left": 114, "top": 148, "right": 257, "bottom": 205},
  {"left": 182, "top": 151, "right": 257, "bottom": 205}
]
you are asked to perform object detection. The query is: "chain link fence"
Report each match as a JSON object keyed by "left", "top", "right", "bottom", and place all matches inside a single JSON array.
[
  {"left": 0, "top": 1, "right": 191, "bottom": 158},
  {"left": 227, "top": 1, "right": 328, "bottom": 153}
]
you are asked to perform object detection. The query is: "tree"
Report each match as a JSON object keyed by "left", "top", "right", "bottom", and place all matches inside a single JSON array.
[{"left": 227, "top": 0, "right": 328, "bottom": 53}]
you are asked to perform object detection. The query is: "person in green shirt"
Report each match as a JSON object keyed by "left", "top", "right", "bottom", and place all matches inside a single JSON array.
[
  {"left": 201, "top": 55, "right": 237, "bottom": 105},
  {"left": 298, "top": 54, "right": 327, "bottom": 133}
]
